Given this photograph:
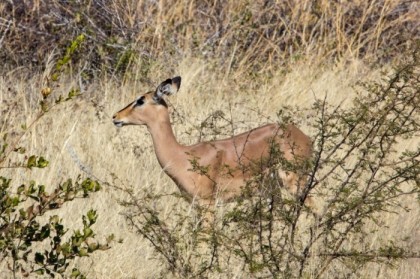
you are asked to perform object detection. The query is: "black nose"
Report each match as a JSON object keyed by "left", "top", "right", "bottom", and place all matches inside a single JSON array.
[{"left": 112, "top": 114, "right": 116, "bottom": 119}]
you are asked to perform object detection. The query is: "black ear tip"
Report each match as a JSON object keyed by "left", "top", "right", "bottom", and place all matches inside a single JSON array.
[{"left": 172, "top": 76, "right": 181, "bottom": 87}]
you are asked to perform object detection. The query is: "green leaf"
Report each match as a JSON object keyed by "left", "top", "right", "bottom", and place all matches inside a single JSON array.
[
  {"left": 60, "top": 243, "right": 72, "bottom": 256},
  {"left": 51, "top": 72, "right": 59, "bottom": 81},
  {"left": 71, "top": 268, "right": 81, "bottom": 277},
  {"left": 53, "top": 235, "right": 62, "bottom": 246},
  {"left": 83, "top": 227, "right": 93, "bottom": 238},
  {"left": 66, "top": 88, "right": 80, "bottom": 100},
  {"left": 0, "top": 240, "right": 6, "bottom": 249},
  {"left": 106, "top": 234, "right": 115, "bottom": 243},
  {"left": 78, "top": 248, "right": 88, "bottom": 257},
  {"left": 73, "top": 229, "right": 82, "bottom": 238},
  {"left": 81, "top": 178, "right": 99, "bottom": 193},
  {"left": 19, "top": 208, "right": 27, "bottom": 218},
  {"left": 94, "top": 181, "right": 101, "bottom": 191},
  {"left": 34, "top": 268, "right": 45, "bottom": 275},
  {"left": 34, "top": 252, "right": 45, "bottom": 264},
  {"left": 0, "top": 176, "right": 11, "bottom": 188},
  {"left": 60, "top": 179, "right": 72, "bottom": 192},
  {"left": 13, "top": 147, "right": 26, "bottom": 154},
  {"left": 40, "top": 100, "right": 49, "bottom": 112},
  {"left": 86, "top": 210, "right": 97, "bottom": 225},
  {"left": 37, "top": 157, "right": 49, "bottom": 168},
  {"left": 28, "top": 195, "right": 40, "bottom": 202},
  {"left": 54, "top": 223, "right": 65, "bottom": 235},
  {"left": 11, "top": 196, "right": 20, "bottom": 206},
  {"left": 27, "top": 155, "right": 37, "bottom": 169},
  {"left": 17, "top": 184, "right": 25, "bottom": 194},
  {"left": 88, "top": 242, "right": 98, "bottom": 252},
  {"left": 50, "top": 215, "right": 60, "bottom": 224},
  {"left": 40, "top": 225, "right": 50, "bottom": 239},
  {"left": 38, "top": 185, "right": 45, "bottom": 195},
  {"left": 28, "top": 180, "right": 36, "bottom": 194}
]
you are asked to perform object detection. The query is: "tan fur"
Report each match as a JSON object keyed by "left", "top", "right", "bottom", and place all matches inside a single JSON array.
[{"left": 113, "top": 77, "right": 313, "bottom": 208}]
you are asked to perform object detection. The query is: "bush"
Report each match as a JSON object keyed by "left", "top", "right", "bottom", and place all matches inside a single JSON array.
[
  {"left": 0, "top": 176, "right": 106, "bottom": 278},
  {"left": 0, "top": 67, "right": 113, "bottom": 278}
]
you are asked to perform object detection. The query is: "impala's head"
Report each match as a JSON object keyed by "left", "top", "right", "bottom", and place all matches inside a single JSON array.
[{"left": 113, "top": 76, "right": 181, "bottom": 127}]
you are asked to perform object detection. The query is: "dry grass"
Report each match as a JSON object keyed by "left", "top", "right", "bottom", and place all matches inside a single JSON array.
[
  {"left": 1, "top": 0, "right": 419, "bottom": 277},
  {"left": 1, "top": 0, "right": 418, "bottom": 73},
  {"left": 1, "top": 56, "right": 419, "bottom": 278}
]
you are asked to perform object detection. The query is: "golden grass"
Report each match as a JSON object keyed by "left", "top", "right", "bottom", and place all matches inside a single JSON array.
[
  {"left": 1, "top": 56, "right": 418, "bottom": 278},
  {"left": 1, "top": 0, "right": 419, "bottom": 277},
  {"left": 1, "top": 0, "right": 418, "bottom": 73}
]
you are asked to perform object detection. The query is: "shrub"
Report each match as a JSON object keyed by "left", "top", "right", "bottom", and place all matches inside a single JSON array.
[{"left": 0, "top": 65, "right": 113, "bottom": 278}]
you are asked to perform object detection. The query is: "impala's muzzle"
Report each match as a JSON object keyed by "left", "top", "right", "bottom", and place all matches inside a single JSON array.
[
  {"left": 112, "top": 113, "right": 124, "bottom": 127},
  {"left": 113, "top": 120, "right": 124, "bottom": 127}
]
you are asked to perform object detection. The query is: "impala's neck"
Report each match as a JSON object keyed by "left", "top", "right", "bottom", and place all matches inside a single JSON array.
[{"left": 146, "top": 116, "right": 186, "bottom": 171}]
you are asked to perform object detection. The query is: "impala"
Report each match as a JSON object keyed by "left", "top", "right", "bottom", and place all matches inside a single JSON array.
[{"left": 113, "top": 76, "right": 313, "bottom": 209}]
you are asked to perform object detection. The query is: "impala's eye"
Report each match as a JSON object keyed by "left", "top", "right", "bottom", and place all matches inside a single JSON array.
[{"left": 135, "top": 96, "right": 145, "bottom": 107}]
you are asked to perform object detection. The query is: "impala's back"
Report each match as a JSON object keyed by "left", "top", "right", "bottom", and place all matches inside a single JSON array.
[{"left": 185, "top": 123, "right": 312, "bottom": 201}]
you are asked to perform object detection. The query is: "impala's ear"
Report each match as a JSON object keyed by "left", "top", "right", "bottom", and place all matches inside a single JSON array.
[{"left": 154, "top": 76, "right": 181, "bottom": 101}]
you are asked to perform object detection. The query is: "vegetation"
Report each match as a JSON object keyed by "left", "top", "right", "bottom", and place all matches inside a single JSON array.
[
  {"left": 0, "top": 100, "right": 111, "bottom": 277},
  {"left": 0, "top": 0, "right": 419, "bottom": 278},
  {"left": 119, "top": 54, "right": 420, "bottom": 278},
  {"left": 0, "top": 38, "right": 112, "bottom": 278},
  {"left": 1, "top": 0, "right": 418, "bottom": 76}
]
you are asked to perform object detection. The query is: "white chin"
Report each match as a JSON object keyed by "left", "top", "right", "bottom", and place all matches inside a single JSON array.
[{"left": 114, "top": 121, "right": 123, "bottom": 127}]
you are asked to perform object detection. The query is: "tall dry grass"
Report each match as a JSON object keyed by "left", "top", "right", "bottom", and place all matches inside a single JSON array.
[
  {"left": 1, "top": 57, "right": 419, "bottom": 278},
  {"left": 1, "top": 0, "right": 419, "bottom": 278},
  {"left": 1, "top": 0, "right": 418, "bottom": 74}
]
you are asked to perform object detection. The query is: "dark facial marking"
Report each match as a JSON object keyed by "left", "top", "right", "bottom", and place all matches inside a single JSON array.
[
  {"left": 134, "top": 96, "right": 145, "bottom": 107},
  {"left": 155, "top": 97, "right": 168, "bottom": 108},
  {"left": 118, "top": 101, "right": 134, "bottom": 113}
]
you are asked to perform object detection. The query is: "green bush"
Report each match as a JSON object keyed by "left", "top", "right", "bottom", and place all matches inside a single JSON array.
[
  {"left": 0, "top": 55, "right": 113, "bottom": 277},
  {"left": 0, "top": 175, "right": 106, "bottom": 278}
]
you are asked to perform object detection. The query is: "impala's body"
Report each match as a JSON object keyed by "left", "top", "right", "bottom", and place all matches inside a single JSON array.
[{"left": 113, "top": 77, "right": 312, "bottom": 207}]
